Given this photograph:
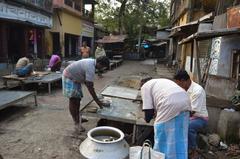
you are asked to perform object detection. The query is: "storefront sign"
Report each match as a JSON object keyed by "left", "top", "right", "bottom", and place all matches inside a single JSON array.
[
  {"left": 81, "top": 23, "right": 94, "bottom": 37},
  {"left": 0, "top": 3, "right": 52, "bottom": 27}
]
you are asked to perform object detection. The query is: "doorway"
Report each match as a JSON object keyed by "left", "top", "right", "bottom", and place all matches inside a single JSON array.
[
  {"left": 65, "top": 33, "right": 79, "bottom": 58},
  {"left": 8, "top": 25, "right": 25, "bottom": 62},
  {"left": 52, "top": 32, "right": 60, "bottom": 54}
]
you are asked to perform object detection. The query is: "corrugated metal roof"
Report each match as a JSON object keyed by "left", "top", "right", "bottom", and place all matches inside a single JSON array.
[
  {"left": 178, "top": 28, "right": 240, "bottom": 44},
  {"left": 152, "top": 42, "right": 168, "bottom": 47}
]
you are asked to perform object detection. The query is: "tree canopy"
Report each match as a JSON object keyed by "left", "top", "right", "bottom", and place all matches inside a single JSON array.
[{"left": 95, "top": 0, "right": 170, "bottom": 39}]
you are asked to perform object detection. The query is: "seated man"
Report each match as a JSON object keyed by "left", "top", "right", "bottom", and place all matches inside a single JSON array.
[
  {"left": 48, "top": 54, "right": 62, "bottom": 72},
  {"left": 15, "top": 57, "right": 33, "bottom": 77},
  {"left": 174, "top": 70, "right": 208, "bottom": 159}
]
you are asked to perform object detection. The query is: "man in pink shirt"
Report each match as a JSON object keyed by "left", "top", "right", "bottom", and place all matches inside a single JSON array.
[{"left": 49, "top": 54, "right": 61, "bottom": 72}]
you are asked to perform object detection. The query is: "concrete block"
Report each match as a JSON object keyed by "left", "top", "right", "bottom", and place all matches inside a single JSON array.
[
  {"left": 217, "top": 110, "right": 240, "bottom": 144},
  {"left": 205, "top": 75, "right": 237, "bottom": 100},
  {"left": 207, "top": 107, "right": 222, "bottom": 133}
]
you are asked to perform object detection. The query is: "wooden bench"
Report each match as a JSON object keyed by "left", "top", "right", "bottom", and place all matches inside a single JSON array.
[
  {"left": 2, "top": 72, "right": 62, "bottom": 94},
  {"left": 0, "top": 90, "right": 37, "bottom": 111}
]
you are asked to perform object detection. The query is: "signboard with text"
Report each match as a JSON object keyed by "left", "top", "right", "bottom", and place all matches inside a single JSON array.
[
  {"left": 81, "top": 23, "right": 94, "bottom": 37},
  {"left": 0, "top": 3, "right": 52, "bottom": 27}
]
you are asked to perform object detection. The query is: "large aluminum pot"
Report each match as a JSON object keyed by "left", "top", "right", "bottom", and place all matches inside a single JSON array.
[{"left": 79, "top": 126, "right": 129, "bottom": 159}]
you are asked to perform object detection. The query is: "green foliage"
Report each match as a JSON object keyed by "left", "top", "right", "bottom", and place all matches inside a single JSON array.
[
  {"left": 95, "top": 1, "right": 119, "bottom": 32},
  {"left": 95, "top": 0, "right": 170, "bottom": 37}
]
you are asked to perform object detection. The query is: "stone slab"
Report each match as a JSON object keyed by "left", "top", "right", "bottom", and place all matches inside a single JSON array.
[{"left": 101, "top": 85, "right": 139, "bottom": 100}]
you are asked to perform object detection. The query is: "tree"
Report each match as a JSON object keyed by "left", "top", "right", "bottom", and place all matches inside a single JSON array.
[
  {"left": 95, "top": 0, "right": 170, "bottom": 38},
  {"left": 118, "top": 0, "right": 128, "bottom": 34}
]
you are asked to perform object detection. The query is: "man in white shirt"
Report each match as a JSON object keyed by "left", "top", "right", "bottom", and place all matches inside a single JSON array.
[
  {"left": 95, "top": 43, "right": 106, "bottom": 59},
  {"left": 141, "top": 78, "right": 191, "bottom": 159},
  {"left": 174, "top": 70, "right": 208, "bottom": 158},
  {"left": 94, "top": 43, "right": 107, "bottom": 77}
]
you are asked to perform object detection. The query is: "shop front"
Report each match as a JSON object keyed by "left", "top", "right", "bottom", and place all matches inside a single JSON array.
[{"left": 0, "top": 2, "right": 52, "bottom": 63}]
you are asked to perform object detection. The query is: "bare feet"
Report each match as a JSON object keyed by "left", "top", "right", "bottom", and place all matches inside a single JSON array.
[{"left": 74, "top": 124, "right": 85, "bottom": 133}]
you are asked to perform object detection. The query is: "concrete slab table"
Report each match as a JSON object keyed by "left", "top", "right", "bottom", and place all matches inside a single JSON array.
[
  {"left": 3, "top": 72, "right": 62, "bottom": 94},
  {"left": 81, "top": 97, "right": 153, "bottom": 144},
  {"left": 0, "top": 90, "right": 37, "bottom": 111},
  {"left": 101, "top": 85, "right": 139, "bottom": 100}
]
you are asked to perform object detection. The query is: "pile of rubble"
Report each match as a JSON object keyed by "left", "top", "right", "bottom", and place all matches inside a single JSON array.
[{"left": 198, "top": 133, "right": 240, "bottom": 158}]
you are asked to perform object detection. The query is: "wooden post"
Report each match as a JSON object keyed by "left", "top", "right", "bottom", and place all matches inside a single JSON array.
[
  {"left": 0, "top": 24, "right": 8, "bottom": 62},
  {"left": 194, "top": 39, "right": 202, "bottom": 85},
  {"left": 180, "top": 44, "right": 187, "bottom": 69}
]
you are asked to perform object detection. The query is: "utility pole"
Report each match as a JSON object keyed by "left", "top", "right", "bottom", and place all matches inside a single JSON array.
[
  {"left": 137, "top": 0, "right": 148, "bottom": 54},
  {"left": 137, "top": 25, "right": 142, "bottom": 53}
]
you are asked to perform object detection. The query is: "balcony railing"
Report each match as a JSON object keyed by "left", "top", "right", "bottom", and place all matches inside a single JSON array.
[{"left": 14, "top": 0, "right": 53, "bottom": 11}]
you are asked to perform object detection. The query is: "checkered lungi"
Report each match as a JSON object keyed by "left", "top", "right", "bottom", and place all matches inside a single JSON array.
[
  {"left": 62, "top": 76, "right": 83, "bottom": 98},
  {"left": 154, "top": 111, "right": 189, "bottom": 159}
]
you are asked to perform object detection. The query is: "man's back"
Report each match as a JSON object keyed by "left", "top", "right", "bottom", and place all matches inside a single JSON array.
[
  {"left": 63, "top": 59, "right": 95, "bottom": 83},
  {"left": 16, "top": 57, "right": 29, "bottom": 69},
  {"left": 49, "top": 55, "right": 60, "bottom": 67},
  {"left": 141, "top": 79, "right": 191, "bottom": 124}
]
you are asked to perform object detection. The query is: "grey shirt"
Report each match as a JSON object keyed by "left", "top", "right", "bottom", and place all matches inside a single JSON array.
[{"left": 63, "top": 59, "right": 96, "bottom": 83}]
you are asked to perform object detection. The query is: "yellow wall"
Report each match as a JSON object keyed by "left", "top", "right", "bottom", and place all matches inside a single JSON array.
[
  {"left": 179, "top": 12, "right": 188, "bottom": 25},
  {"left": 61, "top": 12, "right": 82, "bottom": 35},
  {"left": 45, "top": 12, "right": 62, "bottom": 55},
  {"left": 192, "top": 11, "right": 206, "bottom": 21},
  {"left": 45, "top": 31, "right": 53, "bottom": 56},
  {"left": 45, "top": 10, "right": 82, "bottom": 56}
]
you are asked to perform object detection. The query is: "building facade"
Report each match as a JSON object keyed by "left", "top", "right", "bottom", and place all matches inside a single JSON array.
[
  {"left": 170, "top": 0, "right": 240, "bottom": 138},
  {"left": 0, "top": 0, "right": 53, "bottom": 63},
  {"left": 170, "top": 0, "right": 216, "bottom": 72},
  {"left": 46, "top": 0, "right": 95, "bottom": 58}
]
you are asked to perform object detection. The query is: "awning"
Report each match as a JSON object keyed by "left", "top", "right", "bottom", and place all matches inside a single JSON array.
[
  {"left": 96, "top": 35, "right": 127, "bottom": 43},
  {"left": 0, "top": 2, "right": 52, "bottom": 28},
  {"left": 152, "top": 42, "right": 168, "bottom": 47},
  {"left": 145, "top": 38, "right": 162, "bottom": 42},
  {"left": 178, "top": 28, "right": 240, "bottom": 45},
  {"left": 169, "top": 12, "right": 213, "bottom": 37}
]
